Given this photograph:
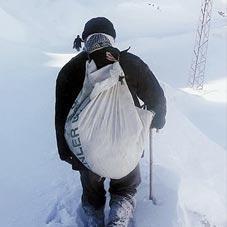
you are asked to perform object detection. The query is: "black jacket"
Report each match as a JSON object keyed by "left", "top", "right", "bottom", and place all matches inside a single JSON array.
[{"left": 55, "top": 50, "right": 166, "bottom": 170}]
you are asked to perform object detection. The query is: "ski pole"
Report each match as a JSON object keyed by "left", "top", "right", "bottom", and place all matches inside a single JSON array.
[
  {"left": 149, "top": 127, "right": 153, "bottom": 201},
  {"left": 143, "top": 104, "right": 156, "bottom": 204},
  {"left": 149, "top": 128, "right": 157, "bottom": 204}
]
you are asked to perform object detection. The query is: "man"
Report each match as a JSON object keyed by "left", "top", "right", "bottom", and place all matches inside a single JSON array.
[
  {"left": 55, "top": 17, "right": 166, "bottom": 227},
  {"left": 73, "top": 35, "right": 83, "bottom": 51}
]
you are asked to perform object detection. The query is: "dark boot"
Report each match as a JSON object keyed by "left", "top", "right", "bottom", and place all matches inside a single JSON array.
[
  {"left": 79, "top": 170, "right": 106, "bottom": 226},
  {"left": 107, "top": 195, "right": 135, "bottom": 227},
  {"left": 81, "top": 202, "right": 105, "bottom": 227},
  {"left": 107, "top": 165, "right": 140, "bottom": 226}
]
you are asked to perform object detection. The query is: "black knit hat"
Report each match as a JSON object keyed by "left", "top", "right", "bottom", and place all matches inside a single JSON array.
[{"left": 82, "top": 17, "right": 116, "bottom": 40}]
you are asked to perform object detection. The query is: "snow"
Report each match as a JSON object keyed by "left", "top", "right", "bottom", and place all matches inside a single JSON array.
[
  {"left": 0, "top": 8, "right": 27, "bottom": 42},
  {"left": 0, "top": 1, "right": 226, "bottom": 227},
  {"left": 45, "top": 52, "right": 75, "bottom": 68},
  {"left": 182, "top": 78, "right": 227, "bottom": 103}
]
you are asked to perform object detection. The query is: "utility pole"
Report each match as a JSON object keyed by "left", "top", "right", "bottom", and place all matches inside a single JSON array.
[{"left": 188, "top": 0, "right": 213, "bottom": 90}]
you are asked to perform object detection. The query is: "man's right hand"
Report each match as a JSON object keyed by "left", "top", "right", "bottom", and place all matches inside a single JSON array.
[{"left": 151, "top": 114, "right": 166, "bottom": 130}]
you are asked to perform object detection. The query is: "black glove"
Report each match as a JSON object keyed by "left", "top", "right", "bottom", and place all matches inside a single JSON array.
[{"left": 151, "top": 114, "right": 166, "bottom": 130}]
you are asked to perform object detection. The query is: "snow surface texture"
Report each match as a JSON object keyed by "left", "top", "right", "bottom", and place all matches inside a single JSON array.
[{"left": 0, "top": 1, "right": 226, "bottom": 226}]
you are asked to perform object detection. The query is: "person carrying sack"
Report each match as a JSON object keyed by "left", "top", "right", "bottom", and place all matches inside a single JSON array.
[{"left": 55, "top": 17, "right": 166, "bottom": 227}]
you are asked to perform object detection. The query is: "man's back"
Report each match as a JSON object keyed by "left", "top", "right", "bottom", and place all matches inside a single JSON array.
[
  {"left": 57, "top": 50, "right": 165, "bottom": 110},
  {"left": 55, "top": 49, "right": 166, "bottom": 170}
]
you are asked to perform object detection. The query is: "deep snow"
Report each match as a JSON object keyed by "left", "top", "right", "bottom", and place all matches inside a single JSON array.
[{"left": 0, "top": 1, "right": 226, "bottom": 227}]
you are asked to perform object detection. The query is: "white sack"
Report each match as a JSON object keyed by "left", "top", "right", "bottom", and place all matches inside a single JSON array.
[{"left": 65, "top": 60, "right": 154, "bottom": 179}]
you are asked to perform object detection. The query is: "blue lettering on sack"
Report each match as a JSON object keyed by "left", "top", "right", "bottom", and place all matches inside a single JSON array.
[
  {"left": 70, "top": 127, "right": 90, "bottom": 169},
  {"left": 65, "top": 96, "right": 92, "bottom": 169}
]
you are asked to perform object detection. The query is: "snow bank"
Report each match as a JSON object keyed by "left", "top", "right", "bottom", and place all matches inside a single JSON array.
[{"left": 152, "top": 84, "right": 227, "bottom": 226}]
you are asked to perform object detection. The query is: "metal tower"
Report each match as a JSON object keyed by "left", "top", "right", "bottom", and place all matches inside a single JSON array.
[{"left": 188, "top": 0, "right": 213, "bottom": 90}]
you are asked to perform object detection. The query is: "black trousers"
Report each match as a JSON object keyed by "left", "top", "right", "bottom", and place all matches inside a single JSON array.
[{"left": 79, "top": 165, "right": 141, "bottom": 209}]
